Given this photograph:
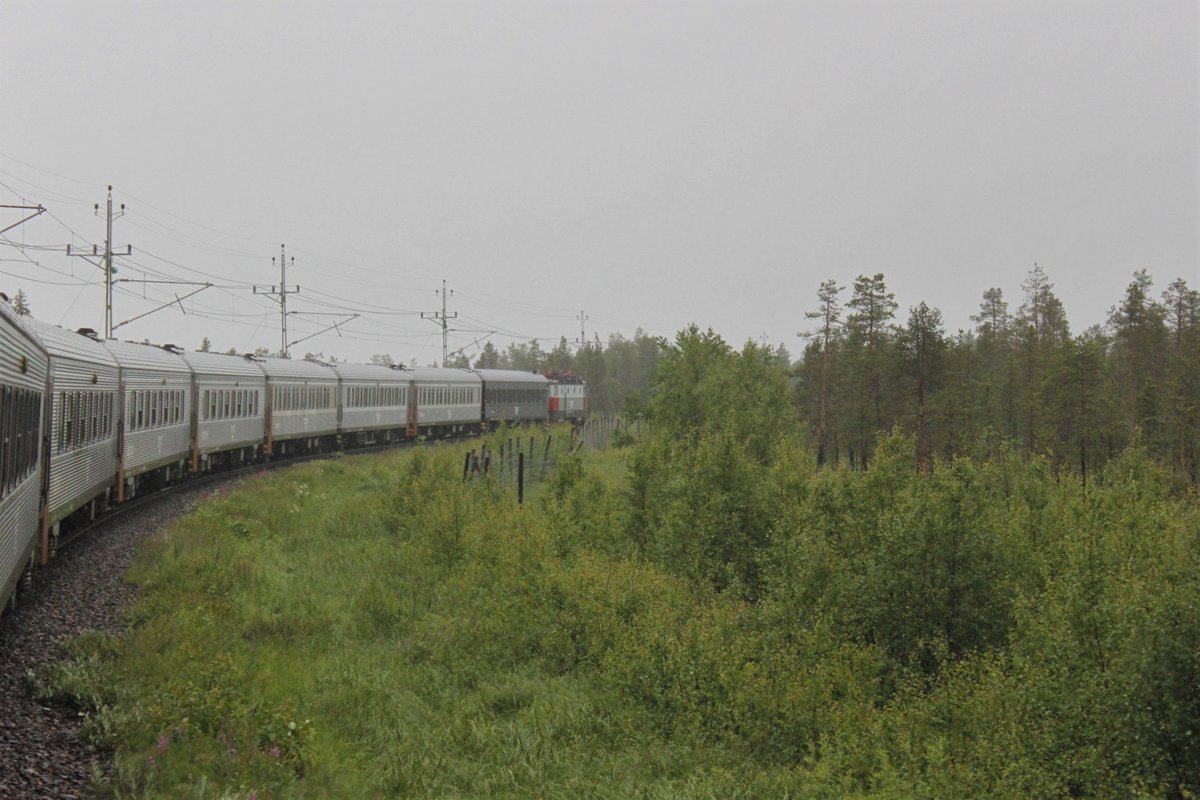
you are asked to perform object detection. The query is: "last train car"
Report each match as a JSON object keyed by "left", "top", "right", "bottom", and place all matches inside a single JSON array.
[
  {"left": 477, "top": 369, "right": 549, "bottom": 427},
  {"left": 0, "top": 302, "right": 48, "bottom": 611}
]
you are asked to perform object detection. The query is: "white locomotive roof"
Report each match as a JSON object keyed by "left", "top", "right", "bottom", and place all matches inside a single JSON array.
[
  {"left": 408, "top": 367, "right": 481, "bottom": 384},
  {"left": 333, "top": 363, "right": 411, "bottom": 383},
  {"left": 179, "top": 350, "right": 268, "bottom": 380},
  {"left": 101, "top": 339, "right": 191, "bottom": 374},
  {"left": 257, "top": 356, "right": 340, "bottom": 381},
  {"left": 475, "top": 369, "right": 549, "bottom": 385},
  {"left": 15, "top": 316, "right": 119, "bottom": 367}
]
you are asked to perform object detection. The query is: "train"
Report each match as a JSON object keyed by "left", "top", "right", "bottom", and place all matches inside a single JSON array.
[{"left": 0, "top": 303, "right": 587, "bottom": 612}]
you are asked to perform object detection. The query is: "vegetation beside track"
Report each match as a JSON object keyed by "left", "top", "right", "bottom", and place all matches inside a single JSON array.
[{"left": 34, "top": 329, "right": 1200, "bottom": 799}]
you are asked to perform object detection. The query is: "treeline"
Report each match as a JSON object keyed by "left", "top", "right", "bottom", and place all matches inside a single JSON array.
[
  {"left": 613, "top": 328, "right": 1200, "bottom": 796},
  {"left": 796, "top": 266, "right": 1200, "bottom": 482},
  {"left": 470, "top": 329, "right": 669, "bottom": 415}
]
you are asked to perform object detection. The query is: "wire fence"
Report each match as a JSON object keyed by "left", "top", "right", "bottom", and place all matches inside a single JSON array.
[{"left": 462, "top": 417, "right": 644, "bottom": 503}]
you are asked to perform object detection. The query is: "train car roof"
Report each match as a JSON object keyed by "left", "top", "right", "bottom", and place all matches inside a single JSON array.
[
  {"left": 101, "top": 339, "right": 191, "bottom": 374},
  {"left": 15, "top": 316, "right": 119, "bottom": 367},
  {"left": 178, "top": 350, "right": 268, "bottom": 379},
  {"left": 0, "top": 304, "right": 47, "bottom": 354},
  {"left": 474, "top": 369, "right": 549, "bottom": 385},
  {"left": 408, "top": 367, "right": 481, "bottom": 384},
  {"left": 256, "top": 356, "right": 340, "bottom": 381},
  {"left": 333, "top": 363, "right": 411, "bottom": 382}
]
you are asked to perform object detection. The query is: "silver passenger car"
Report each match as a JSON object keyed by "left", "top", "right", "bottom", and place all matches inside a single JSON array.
[
  {"left": 102, "top": 340, "right": 192, "bottom": 497},
  {"left": 477, "top": 369, "right": 549, "bottom": 425},
  {"left": 0, "top": 303, "right": 48, "bottom": 610},
  {"left": 17, "top": 319, "right": 119, "bottom": 543},
  {"left": 410, "top": 368, "right": 484, "bottom": 435},
  {"left": 334, "top": 363, "right": 410, "bottom": 442},
  {"left": 180, "top": 351, "right": 267, "bottom": 469},
  {"left": 259, "top": 357, "right": 339, "bottom": 454}
]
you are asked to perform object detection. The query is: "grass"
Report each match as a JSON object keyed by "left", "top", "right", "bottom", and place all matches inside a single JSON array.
[{"left": 43, "top": 433, "right": 771, "bottom": 799}]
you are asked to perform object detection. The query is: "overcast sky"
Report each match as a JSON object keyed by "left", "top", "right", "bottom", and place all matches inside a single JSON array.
[{"left": 1, "top": 0, "right": 1196, "bottom": 365}]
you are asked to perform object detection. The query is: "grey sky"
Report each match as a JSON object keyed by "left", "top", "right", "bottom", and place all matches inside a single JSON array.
[{"left": 2, "top": 0, "right": 1196, "bottom": 365}]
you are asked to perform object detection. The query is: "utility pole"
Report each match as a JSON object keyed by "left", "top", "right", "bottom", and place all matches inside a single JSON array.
[
  {"left": 421, "top": 280, "right": 457, "bottom": 366},
  {"left": 67, "top": 185, "right": 131, "bottom": 339},
  {"left": 576, "top": 310, "right": 589, "bottom": 349},
  {"left": 253, "top": 245, "right": 300, "bottom": 357}
]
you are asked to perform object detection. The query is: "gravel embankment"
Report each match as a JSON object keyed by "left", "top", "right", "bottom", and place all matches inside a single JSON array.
[{"left": 0, "top": 481, "right": 232, "bottom": 799}]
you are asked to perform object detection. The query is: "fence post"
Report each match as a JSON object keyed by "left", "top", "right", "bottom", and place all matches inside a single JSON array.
[
  {"left": 518, "top": 452, "right": 525, "bottom": 505},
  {"left": 540, "top": 435, "right": 552, "bottom": 481},
  {"left": 463, "top": 450, "right": 472, "bottom": 481}
]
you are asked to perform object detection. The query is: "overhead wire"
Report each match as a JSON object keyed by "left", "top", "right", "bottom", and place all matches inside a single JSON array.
[{"left": 0, "top": 153, "right": 653, "bottom": 356}]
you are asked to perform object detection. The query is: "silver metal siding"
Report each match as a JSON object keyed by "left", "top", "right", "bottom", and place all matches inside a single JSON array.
[
  {"left": 46, "top": 352, "right": 119, "bottom": 523},
  {"left": 120, "top": 371, "right": 192, "bottom": 475},
  {"left": 0, "top": 306, "right": 48, "bottom": 605},
  {"left": 181, "top": 352, "right": 268, "bottom": 455}
]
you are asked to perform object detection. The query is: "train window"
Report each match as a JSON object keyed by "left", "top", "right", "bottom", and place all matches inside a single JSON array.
[
  {"left": 1, "top": 387, "right": 10, "bottom": 494},
  {"left": 5, "top": 389, "right": 14, "bottom": 493},
  {"left": 63, "top": 393, "right": 73, "bottom": 450}
]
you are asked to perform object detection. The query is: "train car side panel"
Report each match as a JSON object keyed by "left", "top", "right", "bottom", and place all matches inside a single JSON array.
[
  {"left": 181, "top": 352, "right": 268, "bottom": 459},
  {"left": 0, "top": 305, "right": 49, "bottom": 608},
  {"left": 18, "top": 320, "right": 120, "bottom": 528}
]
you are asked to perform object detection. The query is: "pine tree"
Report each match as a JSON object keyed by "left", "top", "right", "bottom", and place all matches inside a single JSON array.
[
  {"left": 801, "top": 279, "right": 843, "bottom": 466},
  {"left": 1015, "top": 264, "right": 1070, "bottom": 454},
  {"left": 843, "top": 273, "right": 897, "bottom": 468},
  {"left": 199, "top": 336, "right": 212, "bottom": 352},
  {"left": 473, "top": 342, "right": 500, "bottom": 369},
  {"left": 1161, "top": 278, "right": 1200, "bottom": 481},
  {"left": 1109, "top": 270, "right": 1168, "bottom": 446},
  {"left": 10, "top": 289, "right": 30, "bottom": 316},
  {"left": 897, "top": 302, "right": 946, "bottom": 472}
]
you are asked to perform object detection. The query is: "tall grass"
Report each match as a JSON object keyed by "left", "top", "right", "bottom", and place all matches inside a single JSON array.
[{"left": 46, "top": 439, "right": 769, "bottom": 799}]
